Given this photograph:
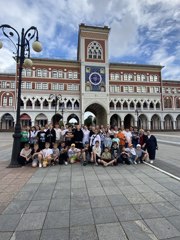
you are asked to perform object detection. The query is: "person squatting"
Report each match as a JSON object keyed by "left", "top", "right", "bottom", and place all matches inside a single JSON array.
[{"left": 18, "top": 123, "right": 158, "bottom": 168}]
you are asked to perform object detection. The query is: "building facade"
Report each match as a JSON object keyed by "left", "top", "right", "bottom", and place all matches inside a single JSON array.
[{"left": 0, "top": 24, "right": 180, "bottom": 130}]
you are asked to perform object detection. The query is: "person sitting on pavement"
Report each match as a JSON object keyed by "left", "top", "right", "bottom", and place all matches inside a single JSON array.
[
  {"left": 135, "top": 144, "right": 148, "bottom": 163},
  {"left": 31, "top": 143, "right": 41, "bottom": 167},
  {"left": 52, "top": 142, "right": 60, "bottom": 165},
  {"left": 38, "top": 142, "right": 53, "bottom": 168},
  {"left": 99, "top": 147, "right": 117, "bottom": 166},
  {"left": 120, "top": 147, "right": 131, "bottom": 165},
  {"left": 68, "top": 143, "right": 81, "bottom": 164},
  {"left": 125, "top": 144, "right": 137, "bottom": 164},
  {"left": 111, "top": 133, "right": 120, "bottom": 147},
  {"left": 59, "top": 141, "right": 68, "bottom": 165},
  {"left": 111, "top": 141, "right": 121, "bottom": 164},
  {"left": 18, "top": 143, "right": 32, "bottom": 166},
  {"left": 90, "top": 140, "right": 101, "bottom": 166},
  {"left": 81, "top": 141, "right": 91, "bottom": 165}
]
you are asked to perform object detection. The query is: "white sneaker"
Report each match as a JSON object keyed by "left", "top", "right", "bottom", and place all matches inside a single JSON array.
[
  {"left": 39, "top": 163, "right": 42, "bottom": 168},
  {"left": 150, "top": 160, "right": 154, "bottom": 164},
  {"left": 134, "top": 161, "right": 137, "bottom": 164},
  {"left": 64, "top": 162, "right": 68, "bottom": 166}
]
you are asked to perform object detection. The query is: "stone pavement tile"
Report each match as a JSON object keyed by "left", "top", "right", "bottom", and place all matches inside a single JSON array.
[
  {"left": 152, "top": 202, "right": 180, "bottom": 217},
  {"left": 118, "top": 186, "right": 139, "bottom": 195},
  {"left": 38, "top": 183, "right": 55, "bottom": 191},
  {"left": 141, "top": 192, "right": 167, "bottom": 203},
  {"left": 148, "top": 183, "right": 168, "bottom": 192},
  {"left": 133, "top": 184, "right": 154, "bottom": 193},
  {"left": 2, "top": 200, "right": 30, "bottom": 214},
  {"left": 71, "top": 197, "right": 91, "bottom": 210},
  {"left": 14, "top": 190, "right": 35, "bottom": 201},
  {"left": 43, "top": 211, "right": 69, "bottom": 229},
  {"left": 0, "top": 202, "right": 9, "bottom": 214},
  {"left": 114, "top": 205, "right": 142, "bottom": 222},
  {"left": 70, "top": 225, "right": 98, "bottom": 240},
  {"left": 16, "top": 212, "right": 46, "bottom": 231},
  {"left": 26, "top": 199, "right": 50, "bottom": 213},
  {"left": 40, "top": 228, "right": 69, "bottom": 240},
  {"left": 107, "top": 194, "right": 130, "bottom": 206},
  {"left": 88, "top": 187, "right": 106, "bottom": 196},
  {"left": 167, "top": 215, "right": 180, "bottom": 232},
  {"left": 92, "top": 207, "right": 118, "bottom": 224},
  {"left": 71, "top": 176, "right": 85, "bottom": 182},
  {"left": 55, "top": 182, "right": 71, "bottom": 190},
  {"left": 133, "top": 203, "right": 163, "bottom": 219},
  {"left": 33, "top": 189, "right": 54, "bottom": 200},
  {"left": 27, "top": 177, "right": 44, "bottom": 184},
  {"left": 162, "top": 238, "right": 180, "bottom": 240},
  {"left": 103, "top": 186, "right": 122, "bottom": 195},
  {"left": 96, "top": 175, "right": 111, "bottom": 181},
  {"left": 124, "top": 192, "right": 149, "bottom": 204},
  {"left": 172, "top": 188, "right": 180, "bottom": 197},
  {"left": 42, "top": 177, "right": 57, "bottom": 184},
  {"left": 20, "top": 183, "right": 40, "bottom": 192},
  {"left": 145, "top": 217, "right": 180, "bottom": 239},
  {"left": 0, "top": 192, "right": 16, "bottom": 203},
  {"left": 49, "top": 198, "right": 70, "bottom": 211},
  {"left": 170, "top": 200, "right": 180, "bottom": 211},
  {"left": 110, "top": 174, "right": 125, "bottom": 180},
  {"left": 71, "top": 188, "right": 88, "bottom": 198},
  {"left": 0, "top": 214, "right": 21, "bottom": 231},
  {"left": 52, "top": 189, "right": 71, "bottom": 199},
  {"left": 121, "top": 220, "right": 159, "bottom": 240},
  {"left": 96, "top": 222, "right": 128, "bottom": 240},
  {"left": 90, "top": 195, "right": 111, "bottom": 208},
  {"left": 99, "top": 179, "right": 116, "bottom": 187},
  {"left": 161, "top": 182, "right": 180, "bottom": 191},
  {"left": 70, "top": 208, "right": 94, "bottom": 226},
  {"left": 11, "top": 230, "right": 41, "bottom": 240},
  {"left": 113, "top": 179, "right": 132, "bottom": 187},
  {"left": 158, "top": 191, "right": 180, "bottom": 201},
  {"left": 84, "top": 175, "right": 99, "bottom": 181},
  {"left": 3, "top": 184, "right": 23, "bottom": 193},
  {"left": 86, "top": 180, "right": 102, "bottom": 188},
  {"left": 0, "top": 232, "right": 13, "bottom": 240},
  {"left": 71, "top": 180, "right": 86, "bottom": 188}
]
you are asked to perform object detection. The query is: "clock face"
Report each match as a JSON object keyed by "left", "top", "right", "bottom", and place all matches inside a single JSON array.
[{"left": 89, "top": 72, "right": 102, "bottom": 85}]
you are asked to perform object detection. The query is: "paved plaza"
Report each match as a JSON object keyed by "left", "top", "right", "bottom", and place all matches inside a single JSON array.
[{"left": 0, "top": 133, "right": 180, "bottom": 240}]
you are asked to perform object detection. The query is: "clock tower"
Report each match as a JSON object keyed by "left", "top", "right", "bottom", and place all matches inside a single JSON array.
[{"left": 77, "top": 24, "right": 110, "bottom": 125}]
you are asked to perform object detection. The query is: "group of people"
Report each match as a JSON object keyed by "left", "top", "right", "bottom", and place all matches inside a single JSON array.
[{"left": 18, "top": 123, "right": 158, "bottom": 168}]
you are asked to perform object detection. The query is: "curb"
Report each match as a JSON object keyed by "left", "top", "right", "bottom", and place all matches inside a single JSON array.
[{"left": 144, "top": 162, "right": 180, "bottom": 181}]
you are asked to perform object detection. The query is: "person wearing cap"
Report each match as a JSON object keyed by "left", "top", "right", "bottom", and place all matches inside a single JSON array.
[
  {"left": 135, "top": 144, "right": 148, "bottom": 163},
  {"left": 68, "top": 143, "right": 81, "bottom": 164},
  {"left": 125, "top": 143, "right": 137, "bottom": 164}
]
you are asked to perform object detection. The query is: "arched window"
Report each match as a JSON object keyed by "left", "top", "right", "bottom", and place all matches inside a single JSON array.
[
  {"left": 109, "top": 101, "right": 114, "bottom": 109},
  {"left": 2, "top": 96, "right": 7, "bottom": 106},
  {"left": 36, "top": 69, "right": 42, "bottom": 77},
  {"left": 87, "top": 41, "right": 103, "bottom": 60},
  {"left": 42, "top": 69, "right": 48, "bottom": 78},
  {"left": 52, "top": 70, "right": 58, "bottom": 78},
  {"left": 128, "top": 74, "right": 133, "bottom": 81},
  {"left": 176, "top": 97, "right": 180, "bottom": 108},
  {"left": 164, "top": 97, "right": 172, "bottom": 108},
  {"left": 137, "top": 74, "right": 141, "bottom": 81},
  {"left": 141, "top": 74, "right": 146, "bottom": 81},
  {"left": 26, "top": 69, "right": 32, "bottom": 77}
]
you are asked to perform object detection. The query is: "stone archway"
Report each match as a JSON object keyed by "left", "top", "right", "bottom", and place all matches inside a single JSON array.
[
  {"left": 1, "top": 113, "right": 14, "bottom": 130},
  {"left": 85, "top": 103, "right": 107, "bottom": 126},
  {"left": 124, "top": 114, "right": 135, "bottom": 129},
  {"left": 110, "top": 114, "right": 121, "bottom": 127}
]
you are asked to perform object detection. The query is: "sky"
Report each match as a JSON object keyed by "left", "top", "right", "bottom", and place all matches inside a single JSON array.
[{"left": 0, "top": 0, "right": 179, "bottom": 80}]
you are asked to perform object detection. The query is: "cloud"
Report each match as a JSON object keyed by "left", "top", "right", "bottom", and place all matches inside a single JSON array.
[{"left": 0, "top": 0, "right": 179, "bottom": 80}]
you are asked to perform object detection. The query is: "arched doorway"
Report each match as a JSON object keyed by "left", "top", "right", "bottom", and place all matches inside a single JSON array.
[
  {"left": 110, "top": 114, "right": 121, "bottom": 127},
  {"left": 124, "top": 114, "right": 134, "bottom": 129},
  {"left": 20, "top": 113, "right": 31, "bottom": 126},
  {"left": 67, "top": 114, "right": 79, "bottom": 125},
  {"left": 51, "top": 113, "right": 63, "bottom": 126},
  {"left": 151, "top": 114, "right": 161, "bottom": 130},
  {"left": 164, "top": 114, "right": 173, "bottom": 130},
  {"left": 138, "top": 114, "right": 148, "bottom": 130},
  {"left": 1, "top": 113, "right": 14, "bottom": 130},
  {"left": 35, "top": 113, "right": 48, "bottom": 127},
  {"left": 176, "top": 115, "right": 180, "bottom": 129},
  {"left": 85, "top": 103, "right": 107, "bottom": 126}
]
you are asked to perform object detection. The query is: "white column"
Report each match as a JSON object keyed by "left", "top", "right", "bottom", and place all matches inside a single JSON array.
[
  {"left": 173, "top": 121, "right": 176, "bottom": 130},
  {"left": 161, "top": 121, "right": 164, "bottom": 130}
]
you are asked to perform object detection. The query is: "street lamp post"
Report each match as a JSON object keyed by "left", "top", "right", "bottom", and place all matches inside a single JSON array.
[
  {"left": 0, "top": 24, "right": 42, "bottom": 167},
  {"left": 48, "top": 94, "right": 62, "bottom": 125}
]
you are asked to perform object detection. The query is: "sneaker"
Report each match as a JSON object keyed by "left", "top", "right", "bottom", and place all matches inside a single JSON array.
[
  {"left": 95, "top": 163, "right": 98, "bottom": 166},
  {"left": 134, "top": 161, "right": 137, "bottom": 164},
  {"left": 39, "top": 163, "right": 42, "bottom": 168},
  {"left": 150, "top": 160, "right": 154, "bottom": 164},
  {"left": 64, "top": 161, "right": 68, "bottom": 166}
]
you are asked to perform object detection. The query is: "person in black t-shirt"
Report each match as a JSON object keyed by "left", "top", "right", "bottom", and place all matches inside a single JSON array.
[{"left": 37, "top": 127, "right": 46, "bottom": 150}]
